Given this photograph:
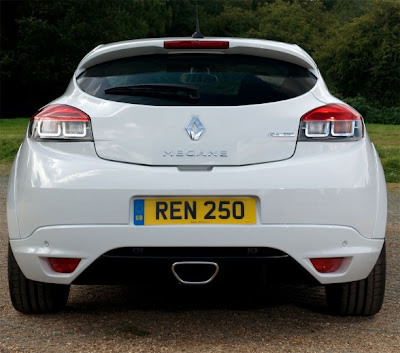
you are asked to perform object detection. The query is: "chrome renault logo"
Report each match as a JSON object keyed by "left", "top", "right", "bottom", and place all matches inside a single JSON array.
[{"left": 186, "top": 117, "right": 204, "bottom": 141}]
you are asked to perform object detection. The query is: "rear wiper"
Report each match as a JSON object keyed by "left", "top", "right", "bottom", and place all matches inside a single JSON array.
[{"left": 104, "top": 84, "right": 200, "bottom": 102}]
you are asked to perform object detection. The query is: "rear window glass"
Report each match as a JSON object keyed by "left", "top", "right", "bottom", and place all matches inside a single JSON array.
[{"left": 77, "top": 54, "right": 317, "bottom": 106}]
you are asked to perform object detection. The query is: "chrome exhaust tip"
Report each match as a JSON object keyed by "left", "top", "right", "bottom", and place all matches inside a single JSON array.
[{"left": 171, "top": 261, "right": 219, "bottom": 285}]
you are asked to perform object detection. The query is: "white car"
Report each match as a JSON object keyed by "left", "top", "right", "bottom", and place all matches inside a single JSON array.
[{"left": 7, "top": 38, "right": 387, "bottom": 315}]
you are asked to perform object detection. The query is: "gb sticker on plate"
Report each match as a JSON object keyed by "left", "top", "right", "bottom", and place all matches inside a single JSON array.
[{"left": 134, "top": 199, "right": 145, "bottom": 225}]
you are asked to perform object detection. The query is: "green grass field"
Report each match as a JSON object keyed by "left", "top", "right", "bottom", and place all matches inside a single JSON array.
[
  {"left": 0, "top": 118, "right": 29, "bottom": 163},
  {"left": 366, "top": 124, "right": 400, "bottom": 183},
  {"left": 0, "top": 118, "right": 399, "bottom": 182}
]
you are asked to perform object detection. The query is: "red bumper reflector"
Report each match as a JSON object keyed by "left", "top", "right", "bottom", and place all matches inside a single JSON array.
[
  {"left": 49, "top": 258, "right": 81, "bottom": 273},
  {"left": 310, "top": 258, "right": 344, "bottom": 273},
  {"left": 164, "top": 40, "right": 229, "bottom": 49}
]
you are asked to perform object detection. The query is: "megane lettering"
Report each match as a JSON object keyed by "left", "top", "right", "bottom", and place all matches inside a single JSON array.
[{"left": 163, "top": 150, "right": 228, "bottom": 157}]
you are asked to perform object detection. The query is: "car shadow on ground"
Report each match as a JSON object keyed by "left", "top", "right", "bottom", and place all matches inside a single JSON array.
[{"left": 67, "top": 282, "right": 330, "bottom": 315}]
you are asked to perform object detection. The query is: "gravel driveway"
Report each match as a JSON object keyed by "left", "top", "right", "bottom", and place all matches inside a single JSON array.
[{"left": 0, "top": 177, "right": 399, "bottom": 353}]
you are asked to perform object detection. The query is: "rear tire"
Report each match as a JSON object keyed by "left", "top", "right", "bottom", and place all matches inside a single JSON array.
[
  {"left": 8, "top": 243, "right": 70, "bottom": 314},
  {"left": 325, "top": 243, "right": 386, "bottom": 316}
]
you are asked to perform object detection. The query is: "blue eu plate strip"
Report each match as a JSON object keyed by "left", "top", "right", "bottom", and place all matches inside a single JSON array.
[{"left": 134, "top": 199, "right": 145, "bottom": 225}]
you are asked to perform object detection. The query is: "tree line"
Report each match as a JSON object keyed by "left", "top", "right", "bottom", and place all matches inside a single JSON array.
[{"left": 1, "top": 0, "right": 399, "bottom": 123}]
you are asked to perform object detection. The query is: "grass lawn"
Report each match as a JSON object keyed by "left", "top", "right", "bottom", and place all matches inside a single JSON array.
[
  {"left": 0, "top": 118, "right": 29, "bottom": 176},
  {"left": 366, "top": 124, "right": 400, "bottom": 183},
  {"left": 0, "top": 119, "right": 399, "bottom": 182}
]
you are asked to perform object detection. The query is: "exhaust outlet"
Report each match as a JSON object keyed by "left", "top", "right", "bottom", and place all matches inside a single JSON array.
[{"left": 171, "top": 261, "right": 219, "bottom": 285}]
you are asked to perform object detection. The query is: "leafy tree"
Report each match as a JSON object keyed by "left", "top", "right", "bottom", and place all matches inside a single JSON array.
[
  {"left": 321, "top": 0, "right": 372, "bottom": 23},
  {"left": 245, "top": 0, "right": 333, "bottom": 53},
  {"left": 315, "top": 0, "right": 400, "bottom": 106},
  {"left": 166, "top": 0, "right": 196, "bottom": 36},
  {"left": 204, "top": 5, "right": 259, "bottom": 37}
]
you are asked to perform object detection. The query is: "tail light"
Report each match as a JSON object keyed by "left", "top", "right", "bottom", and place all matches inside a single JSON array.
[
  {"left": 29, "top": 104, "right": 93, "bottom": 141},
  {"left": 299, "top": 104, "right": 363, "bottom": 141},
  {"left": 164, "top": 40, "right": 229, "bottom": 49}
]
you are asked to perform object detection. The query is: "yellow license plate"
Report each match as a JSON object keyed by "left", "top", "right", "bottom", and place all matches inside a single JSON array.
[{"left": 133, "top": 198, "right": 256, "bottom": 225}]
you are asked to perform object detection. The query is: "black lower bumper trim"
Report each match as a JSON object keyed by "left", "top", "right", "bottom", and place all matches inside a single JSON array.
[{"left": 73, "top": 247, "right": 317, "bottom": 286}]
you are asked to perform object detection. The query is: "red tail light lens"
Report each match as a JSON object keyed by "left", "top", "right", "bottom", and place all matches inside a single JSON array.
[
  {"left": 310, "top": 258, "right": 344, "bottom": 273},
  {"left": 29, "top": 104, "right": 93, "bottom": 141},
  {"left": 164, "top": 40, "right": 229, "bottom": 49},
  {"left": 49, "top": 258, "right": 81, "bottom": 273},
  {"left": 299, "top": 104, "right": 363, "bottom": 140}
]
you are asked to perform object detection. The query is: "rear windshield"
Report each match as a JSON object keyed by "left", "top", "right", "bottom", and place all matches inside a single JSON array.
[{"left": 77, "top": 54, "right": 317, "bottom": 106}]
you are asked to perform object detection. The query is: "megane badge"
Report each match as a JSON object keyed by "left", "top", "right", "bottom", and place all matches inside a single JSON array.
[{"left": 186, "top": 117, "right": 204, "bottom": 141}]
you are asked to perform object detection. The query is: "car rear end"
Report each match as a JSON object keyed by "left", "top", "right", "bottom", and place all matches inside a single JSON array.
[{"left": 7, "top": 38, "right": 387, "bottom": 315}]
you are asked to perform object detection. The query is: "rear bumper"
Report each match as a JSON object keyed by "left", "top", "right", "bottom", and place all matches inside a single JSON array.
[
  {"left": 7, "top": 137, "right": 387, "bottom": 286},
  {"left": 10, "top": 223, "right": 384, "bottom": 285}
]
